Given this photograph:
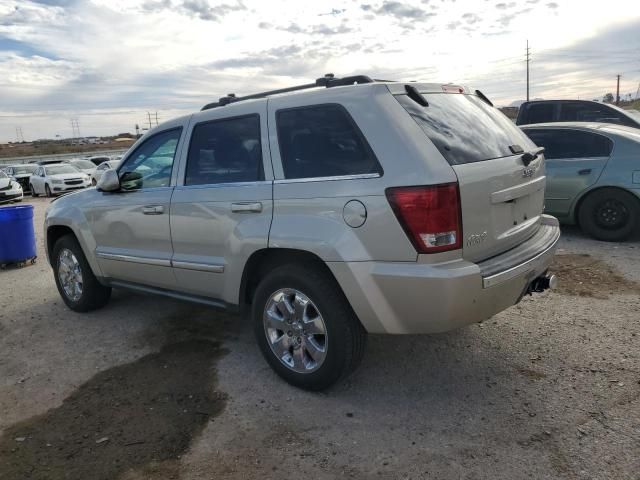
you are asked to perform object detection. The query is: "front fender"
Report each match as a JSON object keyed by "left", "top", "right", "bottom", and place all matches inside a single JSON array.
[{"left": 45, "top": 190, "right": 104, "bottom": 278}]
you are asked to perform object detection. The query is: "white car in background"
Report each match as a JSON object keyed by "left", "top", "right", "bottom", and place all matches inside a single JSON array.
[
  {"left": 91, "top": 160, "right": 121, "bottom": 186},
  {"left": 0, "top": 169, "right": 23, "bottom": 203},
  {"left": 67, "top": 159, "right": 97, "bottom": 175},
  {"left": 30, "top": 163, "right": 91, "bottom": 197}
]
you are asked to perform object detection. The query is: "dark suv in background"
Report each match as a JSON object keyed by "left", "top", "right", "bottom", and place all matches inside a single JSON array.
[{"left": 516, "top": 100, "right": 640, "bottom": 129}]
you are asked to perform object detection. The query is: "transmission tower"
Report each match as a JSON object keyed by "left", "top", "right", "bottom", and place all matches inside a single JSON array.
[
  {"left": 70, "top": 118, "right": 81, "bottom": 141},
  {"left": 525, "top": 40, "right": 531, "bottom": 102},
  {"left": 15, "top": 127, "right": 24, "bottom": 143}
]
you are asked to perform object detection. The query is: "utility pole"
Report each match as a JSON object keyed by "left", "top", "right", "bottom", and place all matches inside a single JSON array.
[
  {"left": 526, "top": 40, "right": 530, "bottom": 102},
  {"left": 636, "top": 82, "right": 640, "bottom": 101},
  {"left": 616, "top": 75, "right": 621, "bottom": 105},
  {"left": 147, "top": 112, "right": 153, "bottom": 130},
  {"left": 155, "top": 111, "right": 159, "bottom": 127}
]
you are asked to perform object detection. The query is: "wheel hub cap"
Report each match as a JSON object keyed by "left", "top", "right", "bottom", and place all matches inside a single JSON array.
[
  {"left": 58, "top": 248, "right": 83, "bottom": 302},
  {"left": 595, "top": 200, "right": 628, "bottom": 229},
  {"left": 263, "top": 288, "right": 327, "bottom": 373}
]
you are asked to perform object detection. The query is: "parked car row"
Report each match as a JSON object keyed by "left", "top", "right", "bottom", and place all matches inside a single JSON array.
[{"left": 0, "top": 157, "right": 122, "bottom": 197}]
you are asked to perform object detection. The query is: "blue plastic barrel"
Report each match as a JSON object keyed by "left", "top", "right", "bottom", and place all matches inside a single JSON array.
[{"left": 0, "top": 205, "right": 37, "bottom": 264}]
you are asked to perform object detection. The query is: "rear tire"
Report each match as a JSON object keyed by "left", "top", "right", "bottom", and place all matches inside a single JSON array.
[
  {"left": 251, "top": 264, "right": 367, "bottom": 391},
  {"left": 45, "top": 184, "right": 52, "bottom": 197},
  {"left": 52, "top": 234, "right": 111, "bottom": 312},
  {"left": 91, "top": 178, "right": 97, "bottom": 186},
  {"left": 578, "top": 188, "right": 639, "bottom": 241}
]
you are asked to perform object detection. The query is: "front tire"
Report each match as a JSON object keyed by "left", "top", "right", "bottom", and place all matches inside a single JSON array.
[
  {"left": 52, "top": 234, "right": 111, "bottom": 312},
  {"left": 578, "top": 188, "right": 639, "bottom": 241},
  {"left": 45, "top": 184, "right": 52, "bottom": 197},
  {"left": 30, "top": 184, "right": 38, "bottom": 197},
  {"left": 252, "top": 264, "right": 366, "bottom": 391}
]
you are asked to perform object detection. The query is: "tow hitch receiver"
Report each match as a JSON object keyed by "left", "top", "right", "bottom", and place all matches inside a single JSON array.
[{"left": 528, "top": 273, "right": 557, "bottom": 294}]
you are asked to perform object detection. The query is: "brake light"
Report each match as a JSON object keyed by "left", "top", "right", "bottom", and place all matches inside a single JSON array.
[
  {"left": 442, "top": 84, "right": 465, "bottom": 94},
  {"left": 386, "top": 183, "right": 462, "bottom": 254}
]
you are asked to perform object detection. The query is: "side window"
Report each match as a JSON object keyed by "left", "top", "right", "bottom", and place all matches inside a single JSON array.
[
  {"left": 525, "top": 129, "right": 612, "bottom": 159},
  {"left": 524, "top": 103, "right": 555, "bottom": 124},
  {"left": 119, "top": 128, "right": 182, "bottom": 190},
  {"left": 276, "top": 104, "right": 381, "bottom": 179},
  {"left": 185, "top": 115, "right": 263, "bottom": 186}
]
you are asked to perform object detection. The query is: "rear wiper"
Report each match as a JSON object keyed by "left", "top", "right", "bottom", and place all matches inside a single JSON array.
[
  {"left": 521, "top": 147, "right": 545, "bottom": 166},
  {"left": 405, "top": 84, "right": 428, "bottom": 107}
]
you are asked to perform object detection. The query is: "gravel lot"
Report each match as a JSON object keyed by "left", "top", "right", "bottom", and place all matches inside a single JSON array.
[{"left": 1, "top": 196, "right": 639, "bottom": 480}]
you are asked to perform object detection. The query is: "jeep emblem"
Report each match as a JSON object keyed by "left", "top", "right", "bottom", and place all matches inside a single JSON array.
[{"left": 522, "top": 167, "right": 535, "bottom": 178}]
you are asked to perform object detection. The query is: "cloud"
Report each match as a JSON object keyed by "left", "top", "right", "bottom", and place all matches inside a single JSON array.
[
  {"left": 180, "top": 0, "right": 246, "bottom": 21},
  {"left": 462, "top": 12, "right": 481, "bottom": 24},
  {"left": 495, "top": 2, "right": 516, "bottom": 9},
  {"left": 361, "top": 1, "right": 436, "bottom": 20},
  {"left": 546, "top": 1, "right": 558, "bottom": 8},
  {"left": 141, "top": 0, "right": 246, "bottom": 21}
]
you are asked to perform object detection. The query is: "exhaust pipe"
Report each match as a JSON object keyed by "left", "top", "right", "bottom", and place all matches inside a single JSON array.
[{"left": 528, "top": 273, "right": 557, "bottom": 293}]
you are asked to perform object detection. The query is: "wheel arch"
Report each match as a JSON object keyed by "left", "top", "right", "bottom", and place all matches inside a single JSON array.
[{"left": 239, "top": 248, "right": 346, "bottom": 310}]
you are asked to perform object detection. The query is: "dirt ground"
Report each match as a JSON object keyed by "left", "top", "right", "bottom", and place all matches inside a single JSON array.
[{"left": 1, "top": 197, "right": 639, "bottom": 480}]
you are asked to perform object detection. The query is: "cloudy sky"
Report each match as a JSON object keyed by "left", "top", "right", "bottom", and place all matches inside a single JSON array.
[{"left": 1, "top": 0, "right": 639, "bottom": 141}]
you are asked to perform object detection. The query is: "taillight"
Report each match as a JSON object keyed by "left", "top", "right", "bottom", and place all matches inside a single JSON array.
[{"left": 386, "top": 183, "right": 462, "bottom": 254}]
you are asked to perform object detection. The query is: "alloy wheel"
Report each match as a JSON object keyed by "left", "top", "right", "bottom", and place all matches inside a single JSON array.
[
  {"left": 57, "top": 248, "right": 84, "bottom": 302},
  {"left": 263, "top": 288, "right": 328, "bottom": 373}
]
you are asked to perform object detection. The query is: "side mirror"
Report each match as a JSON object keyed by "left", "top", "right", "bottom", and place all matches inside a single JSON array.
[
  {"left": 96, "top": 169, "right": 120, "bottom": 192},
  {"left": 120, "top": 171, "right": 143, "bottom": 191}
]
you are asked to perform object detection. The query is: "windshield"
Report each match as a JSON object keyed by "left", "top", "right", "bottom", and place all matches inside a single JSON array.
[
  {"left": 0, "top": 170, "right": 7, "bottom": 179},
  {"left": 396, "top": 92, "right": 536, "bottom": 165},
  {"left": 12, "top": 165, "right": 37, "bottom": 175},
  {"left": 46, "top": 165, "right": 80, "bottom": 175},
  {"left": 71, "top": 160, "right": 96, "bottom": 169}
]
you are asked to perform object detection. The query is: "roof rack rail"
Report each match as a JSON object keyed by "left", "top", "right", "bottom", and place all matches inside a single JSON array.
[{"left": 201, "top": 73, "right": 376, "bottom": 111}]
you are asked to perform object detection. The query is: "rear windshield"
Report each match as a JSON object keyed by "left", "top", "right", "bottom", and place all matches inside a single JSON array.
[{"left": 396, "top": 93, "right": 535, "bottom": 165}]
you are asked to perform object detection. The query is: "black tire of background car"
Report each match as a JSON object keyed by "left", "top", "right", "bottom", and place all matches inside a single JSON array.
[
  {"left": 52, "top": 234, "right": 112, "bottom": 312},
  {"left": 578, "top": 188, "right": 639, "bottom": 242},
  {"left": 251, "top": 263, "right": 367, "bottom": 391},
  {"left": 30, "top": 184, "right": 38, "bottom": 197},
  {"left": 45, "top": 184, "right": 52, "bottom": 197}
]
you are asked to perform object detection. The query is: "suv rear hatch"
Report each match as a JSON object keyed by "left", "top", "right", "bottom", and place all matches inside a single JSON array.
[{"left": 392, "top": 84, "right": 546, "bottom": 263}]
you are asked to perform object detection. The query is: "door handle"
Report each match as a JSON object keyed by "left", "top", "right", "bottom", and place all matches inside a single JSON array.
[
  {"left": 142, "top": 205, "right": 164, "bottom": 215},
  {"left": 577, "top": 169, "right": 592, "bottom": 175},
  {"left": 231, "top": 202, "right": 263, "bottom": 213}
]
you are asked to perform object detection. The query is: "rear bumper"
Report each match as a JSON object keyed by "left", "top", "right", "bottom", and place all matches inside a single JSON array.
[{"left": 328, "top": 215, "right": 560, "bottom": 334}]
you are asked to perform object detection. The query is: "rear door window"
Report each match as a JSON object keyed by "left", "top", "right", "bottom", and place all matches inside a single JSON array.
[
  {"left": 396, "top": 93, "right": 535, "bottom": 165},
  {"left": 185, "top": 115, "right": 263, "bottom": 185},
  {"left": 524, "top": 129, "right": 613, "bottom": 159},
  {"left": 276, "top": 104, "right": 382, "bottom": 179},
  {"left": 524, "top": 103, "right": 555, "bottom": 124}
]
